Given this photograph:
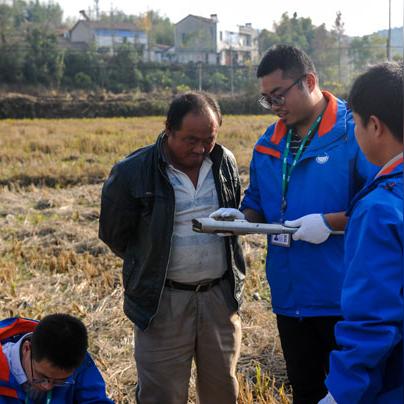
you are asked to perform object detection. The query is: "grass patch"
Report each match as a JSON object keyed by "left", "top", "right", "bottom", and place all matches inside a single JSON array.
[{"left": 0, "top": 116, "right": 290, "bottom": 403}]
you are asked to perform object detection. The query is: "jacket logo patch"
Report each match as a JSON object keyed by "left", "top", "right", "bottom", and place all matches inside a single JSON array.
[{"left": 315, "top": 153, "right": 329, "bottom": 164}]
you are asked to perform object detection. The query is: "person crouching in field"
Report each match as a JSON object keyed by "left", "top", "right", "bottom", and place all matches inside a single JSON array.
[
  {"left": 0, "top": 313, "right": 113, "bottom": 403},
  {"left": 319, "top": 62, "right": 403, "bottom": 404},
  {"left": 99, "top": 92, "right": 245, "bottom": 404}
]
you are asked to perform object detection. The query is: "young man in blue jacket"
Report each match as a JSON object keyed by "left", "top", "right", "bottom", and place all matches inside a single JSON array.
[
  {"left": 0, "top": 314, "right": 113, "bottom": 404},
  {"left": 210, "top": 45, "right": 375, "bottom": 403},
  {"left": 319, "top": 62, "right": 403, "bottom": 404}
]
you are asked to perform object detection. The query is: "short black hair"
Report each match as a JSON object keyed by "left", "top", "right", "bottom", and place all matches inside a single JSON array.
[
  {"left": 165, "top": 92, "right": 222, "bottom": 132},
  {"left": 349, "top": 62, "right": 403, "bottom": 143},
  {"left": 257, "top": 45, "right": 317, "bottom": 80},
  {"left": 31, "top": 314, "right": 88, "bottom": 371}
]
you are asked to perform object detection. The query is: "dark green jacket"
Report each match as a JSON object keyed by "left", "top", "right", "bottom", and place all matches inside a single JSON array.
[{"left": 99, "top": 134, "right": 246, "bottom": 330}]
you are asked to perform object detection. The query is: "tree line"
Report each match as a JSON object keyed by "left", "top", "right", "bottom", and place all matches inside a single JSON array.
[{"left": 0, "top": 1, "right": 398, "bottom": 95}]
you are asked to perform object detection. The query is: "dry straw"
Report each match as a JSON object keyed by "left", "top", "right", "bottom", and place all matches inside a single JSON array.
[{"left": 0, "top": 116, "right": 290, "bottom": 403}]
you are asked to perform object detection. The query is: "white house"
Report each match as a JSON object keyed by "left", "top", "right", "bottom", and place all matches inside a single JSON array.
[{"left": 69, "top": 20, "right": 148, "bottom": 51}]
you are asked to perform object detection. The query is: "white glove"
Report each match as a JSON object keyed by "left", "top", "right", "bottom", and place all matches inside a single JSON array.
[
  {"left": 209, "top": 208, "right": 245, "bottom": 221},
  {"left": 284, "top": 214, "right": 332, "bottom": 244},
  {"left": 318, "top": 392, "right": 337, "bottom": 404}
]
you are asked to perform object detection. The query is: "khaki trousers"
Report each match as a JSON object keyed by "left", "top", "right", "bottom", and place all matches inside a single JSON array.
[{"left": 134, "top": 280, "right": 241, "bottom": 404}]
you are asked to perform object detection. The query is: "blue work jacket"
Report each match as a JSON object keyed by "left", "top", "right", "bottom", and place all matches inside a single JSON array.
[
  {"left": 240, "top": 92, "right": 376, "bottom": 317},
  {"left": 0, "top": 318, "right": 113, "bottom": 404},
  {"left": 326, "top": 158, "right": 403, "bottom": 403}
]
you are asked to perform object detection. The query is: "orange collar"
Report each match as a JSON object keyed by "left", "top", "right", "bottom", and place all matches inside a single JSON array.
[
  {"left": 270, "top": 91, "right": 338, "bottom": 145},
  {"left": 0, "top": 345, "right": 10, "bottom": 382},
  {"left": 376, "top": 154, "right": 403, "bottom": 177}
]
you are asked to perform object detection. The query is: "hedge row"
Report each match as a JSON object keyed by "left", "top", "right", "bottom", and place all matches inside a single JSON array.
[{"left": 0, "top": 93, "right": 266, "bottom": 119}]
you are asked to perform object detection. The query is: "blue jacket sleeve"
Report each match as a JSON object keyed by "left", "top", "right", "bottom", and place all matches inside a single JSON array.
[
  {"left": 72, "top": 354, "right": 114, "bottom": 403},
  {"left": 240, "top": 150, "right": 264, "bottom": 217},
  {"left": 326, "top": 199, "right": 403, "bottom": 404}
]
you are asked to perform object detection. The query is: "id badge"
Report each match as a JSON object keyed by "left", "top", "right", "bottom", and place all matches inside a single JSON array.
[{"left": 270, "top": 233, "right": 291, "bottom": 247}]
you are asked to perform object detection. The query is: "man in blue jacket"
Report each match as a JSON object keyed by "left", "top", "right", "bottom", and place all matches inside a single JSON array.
[
  {"left": 319, "top": 62, "right": 403, "bottom": 404},
  {"left": 210, "top": 45, "right": 375, "bottom": 403},
  {"left": 0, "top": 314, "right": 113, "bottom": 403}
]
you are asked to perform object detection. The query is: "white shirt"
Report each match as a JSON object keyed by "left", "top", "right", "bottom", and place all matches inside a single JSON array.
[
  {"left": 166, "top": 157, "right": 227, "bottom": 283},
  {"left": 2, "top": 333, "right": 30, "bottom": 385},
  {"left": 376, "top": 152, "right": 403, "bottom": 178}
]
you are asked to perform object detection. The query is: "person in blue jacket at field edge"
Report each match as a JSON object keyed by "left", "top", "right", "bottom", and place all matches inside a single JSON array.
[
  {"left": 319, "top": 62, "right": 403, "bottom": 404},
  {"left": 0, "top": 314, "right": 113, "bottom": 404},
  {"left": 210, "top": 45, "right": 376, "bottom": 403}
]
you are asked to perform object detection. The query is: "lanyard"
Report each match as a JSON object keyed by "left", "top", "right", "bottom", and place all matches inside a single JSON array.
[
  {"left": 25, "top": 390, "right": 52, "bottom": 404},
  {"left": 280, "top": 113, "right": 323, "bottom": 218}
]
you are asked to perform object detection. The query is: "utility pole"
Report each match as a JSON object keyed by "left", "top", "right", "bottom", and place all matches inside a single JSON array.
[
  {"left": 334, "top": 11, "right": 344, "bottom": 84},
  {"left": 198, "top": 62, "right": 202, "bottom": 91},
  {"left": 94, "top": 0, "right": 99, "bottom": 20},
  {"left": 387, "top": 0, "right": 392, "bottom": 61},
  {"left": 230, "top": 47, "right": 234, "bottom": 95},
  {"left": 110, "top": 2, "right": 115, "bottom": 55}
]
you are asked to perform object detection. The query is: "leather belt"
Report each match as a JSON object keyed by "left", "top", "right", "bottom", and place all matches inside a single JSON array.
[{"left": 165, "top": 277, "right": 222, "bottom": 292}]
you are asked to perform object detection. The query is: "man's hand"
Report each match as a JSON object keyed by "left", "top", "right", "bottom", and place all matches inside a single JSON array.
[
  {"left": 284, "top": 214, "right": 332, "bottom": 244},
  {"left": 209, "top": 208, "right": 245, "bottom": 220}
]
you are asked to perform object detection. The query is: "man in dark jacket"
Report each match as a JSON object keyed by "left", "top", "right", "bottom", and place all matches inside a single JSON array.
[{"left": 99, "top": 92, "right": 245, "bottom": 404}]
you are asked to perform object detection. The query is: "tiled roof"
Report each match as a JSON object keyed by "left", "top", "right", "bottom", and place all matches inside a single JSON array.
[
  {"left": 71, "top": 20, "right": 142, "bottom": 32},
  {"left": 176, "top": 14, "right": 216, "bottom": 25}
]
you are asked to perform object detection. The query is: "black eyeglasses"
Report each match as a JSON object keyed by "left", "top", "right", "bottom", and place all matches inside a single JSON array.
[
  {"left": 30, "top": 349, "right": 75, "bottom": 387},
  {"left": 258, "top": 75, "right": 306, "bottom": 110}
]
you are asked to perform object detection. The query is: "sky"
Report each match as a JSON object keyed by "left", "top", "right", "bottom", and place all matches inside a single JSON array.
[{"left": 59, "top": 0, "right": 403, "bottom": 37}]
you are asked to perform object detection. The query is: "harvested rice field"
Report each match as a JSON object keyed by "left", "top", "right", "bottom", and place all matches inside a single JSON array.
[{"left": 0, "top": 115, "right": 292, "bottom": 403}]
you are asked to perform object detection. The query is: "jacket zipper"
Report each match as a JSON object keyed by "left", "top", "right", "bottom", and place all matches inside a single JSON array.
[
  {"left": 147, "top": 165, "right": 175, "bottom": 326},
  {"left": 217, "top": 167, "right": 239, "bottom": 308}
]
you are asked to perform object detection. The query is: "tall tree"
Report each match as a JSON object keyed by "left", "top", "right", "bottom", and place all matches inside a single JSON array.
[
  {"left": 258, "top": 29, "right": 280, "bottom": 55},
  {"left": 136, "top": 10, "right": 174, "bottom": 46},
  {"left": 332, "top": 11, "right": 345, "bottom": 83},
  {"left": 25, "top": 0, "right": 63, "bottom": 27},
  {"left": 23, "top": 26, "right": 63, "bottom": 86},
  {"left": 107, "top": 42, "right": 141, "bottom": 90},
  {"left": 0, "top": 3, "right": 14, "bottom": 44},
  {"left": 349, "top": 34, "right": 386, "bottom": 72},
  {"left": 271, "top": 12, "right": 315, "bottom": 53}
]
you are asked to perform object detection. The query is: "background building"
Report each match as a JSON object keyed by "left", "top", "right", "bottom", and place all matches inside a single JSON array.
[
  {"left": 174, "top": 14, "right": 219, "bottom": 65},
  {"left": 69, "top": 20, "right": 148, "bottom": 53}
]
